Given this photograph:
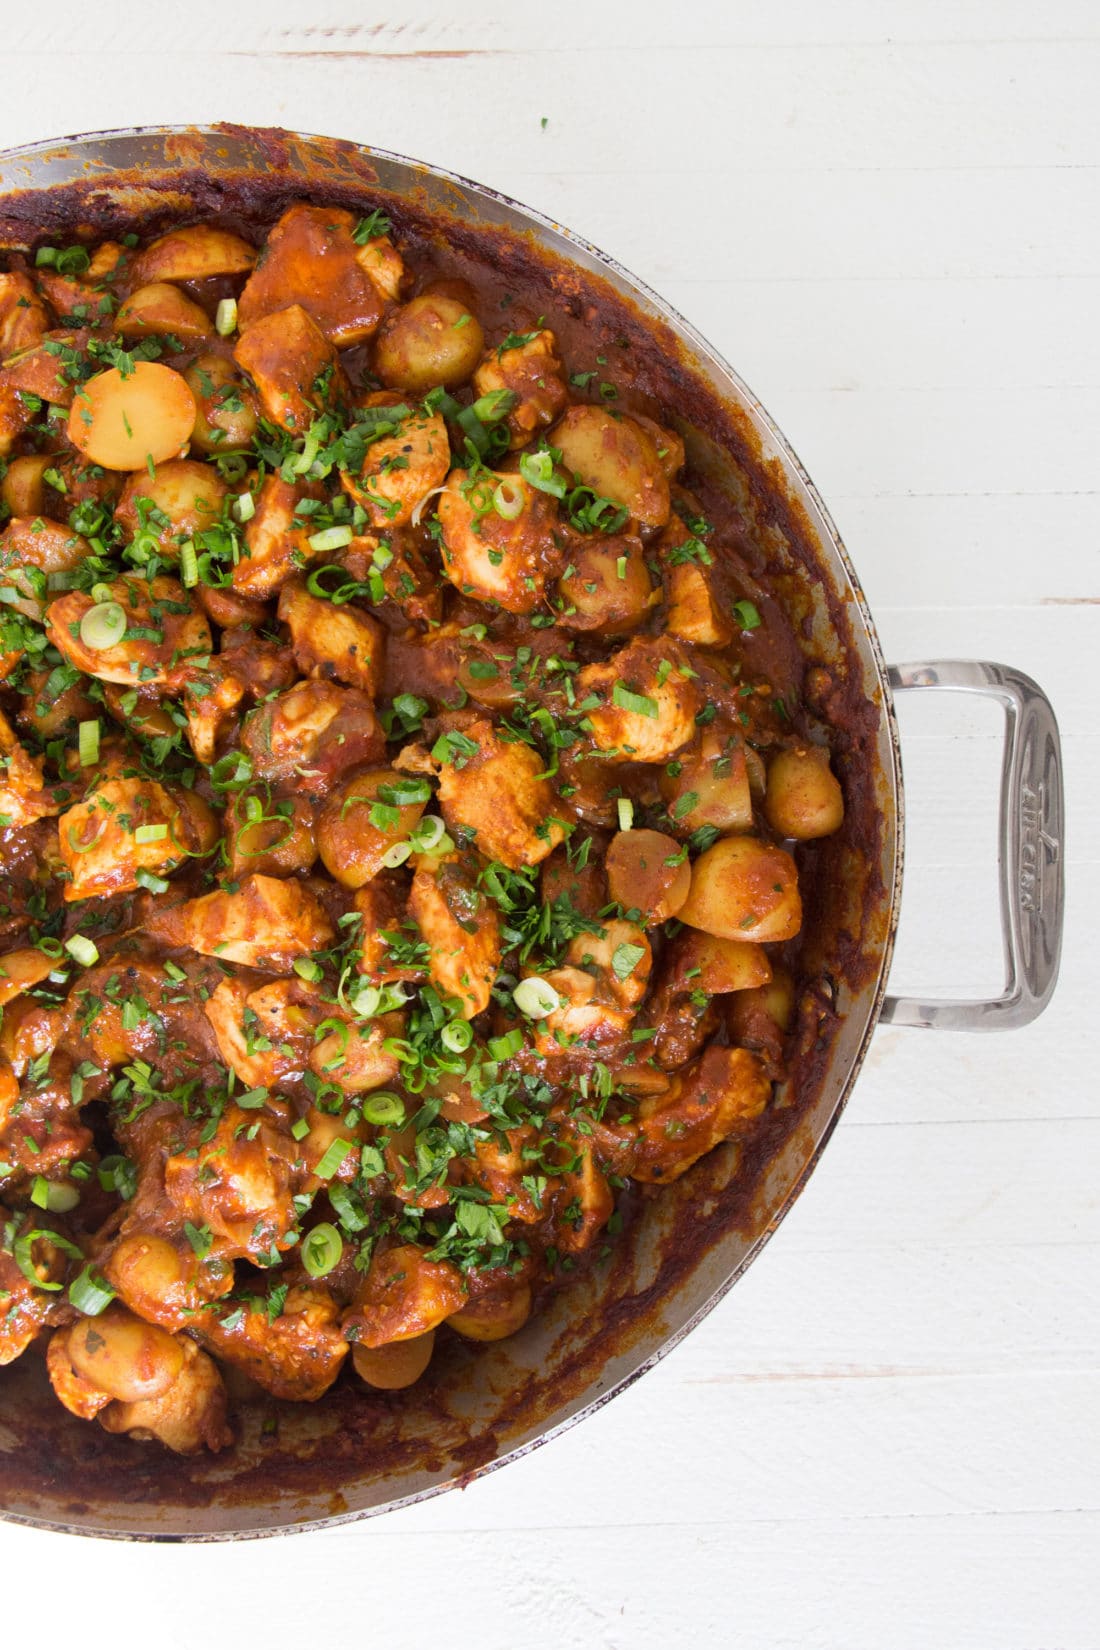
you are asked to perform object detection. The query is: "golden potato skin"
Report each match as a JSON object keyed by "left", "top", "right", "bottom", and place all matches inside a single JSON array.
[
  {"left": 317, "top": 767, "right": 427, "bottom": 888},
  {"left": 765, "top": 745, "right": 845, "bottom": 840},
  {"left": 551, "top": 405, "right": 671, "bottom": 529},
  {"left": 373, "top": 293, "right": 484, "bottom": 392},
  {"left": 678, "top": 836, "right": 803, "bottom": 943},
  {"left": 184, "top": 352, "right": 259, "bottom": 453}
]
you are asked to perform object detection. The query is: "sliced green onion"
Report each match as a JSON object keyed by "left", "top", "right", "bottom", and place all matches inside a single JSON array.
[
  {"left": 308, "top": 525, "right": 354, "bottom": 552},
  {"left": 209, "top": 750, "right": 253, "bottom": 791},
  {"left": 612, "top": 942, "right": 647, "bottom": 980},
  {"left": 234, "top": 491, "right": 255, "bottom": 524},
  {"left": 732, "top": 599, "right": 762, "bottom": 631},
  {"left": 493, "top": 479, "right": 524, "bottom": 520},
  {"left": 616, "top": 797, "right": 634, "bottom": 832},
  {"left": 487, "top": 1028, "right": 524, "bottom": 1061},
  {"left": 64, "top": 934, "right": 99, "bottom": 968},
  {"left": 215, "top": 297, "right": 238, "bottom": 337},
  {"left": 612, "top": 682, "right": 659, "bottom": 719},
  {"left": 314, "top": 1137, "right": 352, "bottom": 1179},
  {"left": 290, "top": 1116, "right": 311, "bottom": 1141},
  {"left": 380, "top": 840, "right": 412, "bottom": 869},
  {"left": 302, "top": 1222, "right": 343, "bottom": 1279},
  {"left": 513, "top": 976, "right": 562, "bottom": 1019},
  {"left": 79, "top": 600, "right": 126, "bottom": 652},
  {"left": 348, "top": 983, "right": 381, "bottom": 1019},
  {"left": 134, "top": 822, "right": 168, "bottom": 844},
  {"left": 440, "top": 1019, "right": 473, "bottom": 1054},
  {"left": 30, "top": 1176, "right": 79, "bottom": 1213},
  {"left": 293, "top": 957, "right": 323, "bottom": 983},
  {"left": 179, "top": 539, "right": 199, "bottom": 588},
  {"left": 77, "top": 719, "right": 99, "bottom": 768},
  {"left": 12, "top": 1227, "right": 82, "bottom": 1292},
  {"left": 68, "top": 1263, "right": 116, "bottom": 1315},
  {"left": 135, "top": 868, "right": 170, "bottom": 894},
  {"left": 361, "top": 1091, "right": 405, "bottom": 1127},
  {"left": 97, "top": 1155, "right": 137, "bottom": 1198},
  {"left": 236, "top": 1086, "right": 269, "bottom": 1111},
  {"left": 409, "top": 814, "right": 446, "bottom": 854},
  {"left": 518, "top": 447, "right": 567, "bottom": 498}
]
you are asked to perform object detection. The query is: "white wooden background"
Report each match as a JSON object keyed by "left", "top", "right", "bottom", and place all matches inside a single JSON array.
[{"left": 0, "top": 4, "right": 1096, "bottom": 1646}]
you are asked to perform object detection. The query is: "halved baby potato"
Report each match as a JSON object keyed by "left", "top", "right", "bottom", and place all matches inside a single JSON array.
[{"left": 67, "top": 362, "right": 198, "bottom": 470}]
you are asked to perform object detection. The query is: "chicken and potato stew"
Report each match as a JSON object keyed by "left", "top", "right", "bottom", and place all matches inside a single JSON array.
[{"left": 0, "top": 201, "right": 844, "bottom": 1455}]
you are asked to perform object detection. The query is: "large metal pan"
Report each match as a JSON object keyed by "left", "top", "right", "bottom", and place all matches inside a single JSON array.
[{"left": 0, "top": 126, "right": 1065, "bottom": 1539}]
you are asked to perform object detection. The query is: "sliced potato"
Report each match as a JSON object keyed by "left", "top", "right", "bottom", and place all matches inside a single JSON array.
[
  {"left": 132, "top": 224, "right": 256, "bottom": 285},
  {"left": 67, "top": 362, "right": 197, "bottom": 470},
  {"left": 117, "top": 282, "right": 213, "bottom": 342},
  {"left": 667, "top": 930, "right": 773, "bottom": 995},
  {"left": 2, "top": 456, "right": 52, "bottom": 519},
  {"left": 557, "top": 534, "right": 656, "bottom": 635},
  {"left": 352, "top": 1332, "right": 435, "bottom": 1390}
]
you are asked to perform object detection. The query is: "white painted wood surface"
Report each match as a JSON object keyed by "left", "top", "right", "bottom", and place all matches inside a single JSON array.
[{"left": 0, "top": 4, "right": 1096, "bottom": 1645}]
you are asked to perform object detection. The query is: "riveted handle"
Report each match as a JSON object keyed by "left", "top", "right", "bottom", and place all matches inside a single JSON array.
[{"left": 881, "top": 661, "right": 1064, "bottom": 1030}]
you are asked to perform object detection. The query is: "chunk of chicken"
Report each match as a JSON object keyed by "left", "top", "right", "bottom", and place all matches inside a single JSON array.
[
  {"left": 664, "top": 561, "right": 734, "bottom": 647},
  {"left": 354, "top": 227, "right": 404, "bottom": 303},
  {"left": 342, "top": 1244, "right": 466, "bottom": 1348},
  {"left": 0, "top": 270, "right": 49, "bottom": 355},
  {"left": 532, "top": 966, "right": 633, "bottom": 1057},
  {"left": 237, "top": 202, "right": 386, "bottom": 347},
  {"left": 234, "top": 302, "right": 346, "bottom": 434},
  {"left": 234, "top": 474, "right": 321, "bottom": 598},
  {"left": 199, "top": 1284, "right": 348, "bottom": 1402},
  {"left": 547, "top": 1126, "right": 615, "bottom": 1254},
  {"left": 472, "top": 329, "right": 569, "bottom": 449},
  {"left": 277, "top": 576, "right": 385, "bottom": 695},
  {"left": 58, "top": 775, "right": 218, "bottom": 901},
  {"left": 434, "top": 716, "right": 565, "bottom": 870},
  {"left": 409, "top": 853, "right": 501, "bottom": 1018},
  {"left": 145, "top": 873, "right": 335, "bottom": 971},
  {"left": 437, "top": 467, "right": 564, "bottom": 613},
  {"left": 577, "top": 636, "right": 702, "bottom": 763},
  {"left": 0, "top": 707, "right": 60, "bottom": 828},
  {"left": 163, "top": 1105, "right": 299, "bottom": 1258},
  {"left": 340, "top": 396, "right": 450, "bottom": 528},
  {"left": 0, "top": 516, "right": 91, "bottom": 619},
  {"left": 627, "top": 1045, "right": 771, "bottom": 1182},
  {"left": 241, "top": 679, "right": 385, "bottom": 790},
  {"left": 45, "top": 576, "right": 212, "bottom": 689},
  {"left": 0, "top": 1217, "right": 66, "bottom": 1365},
  {"left": 564, "top": 917, "right": 652, "bottom": 1011},
  {"left": 203, "top": 973, "right": 320, "bottom": 1088}
]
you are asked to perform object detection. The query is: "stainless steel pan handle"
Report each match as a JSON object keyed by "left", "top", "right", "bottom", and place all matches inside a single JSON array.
[{"left": 881, "top": 660, "right": 1064, "bottom": 1030}]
